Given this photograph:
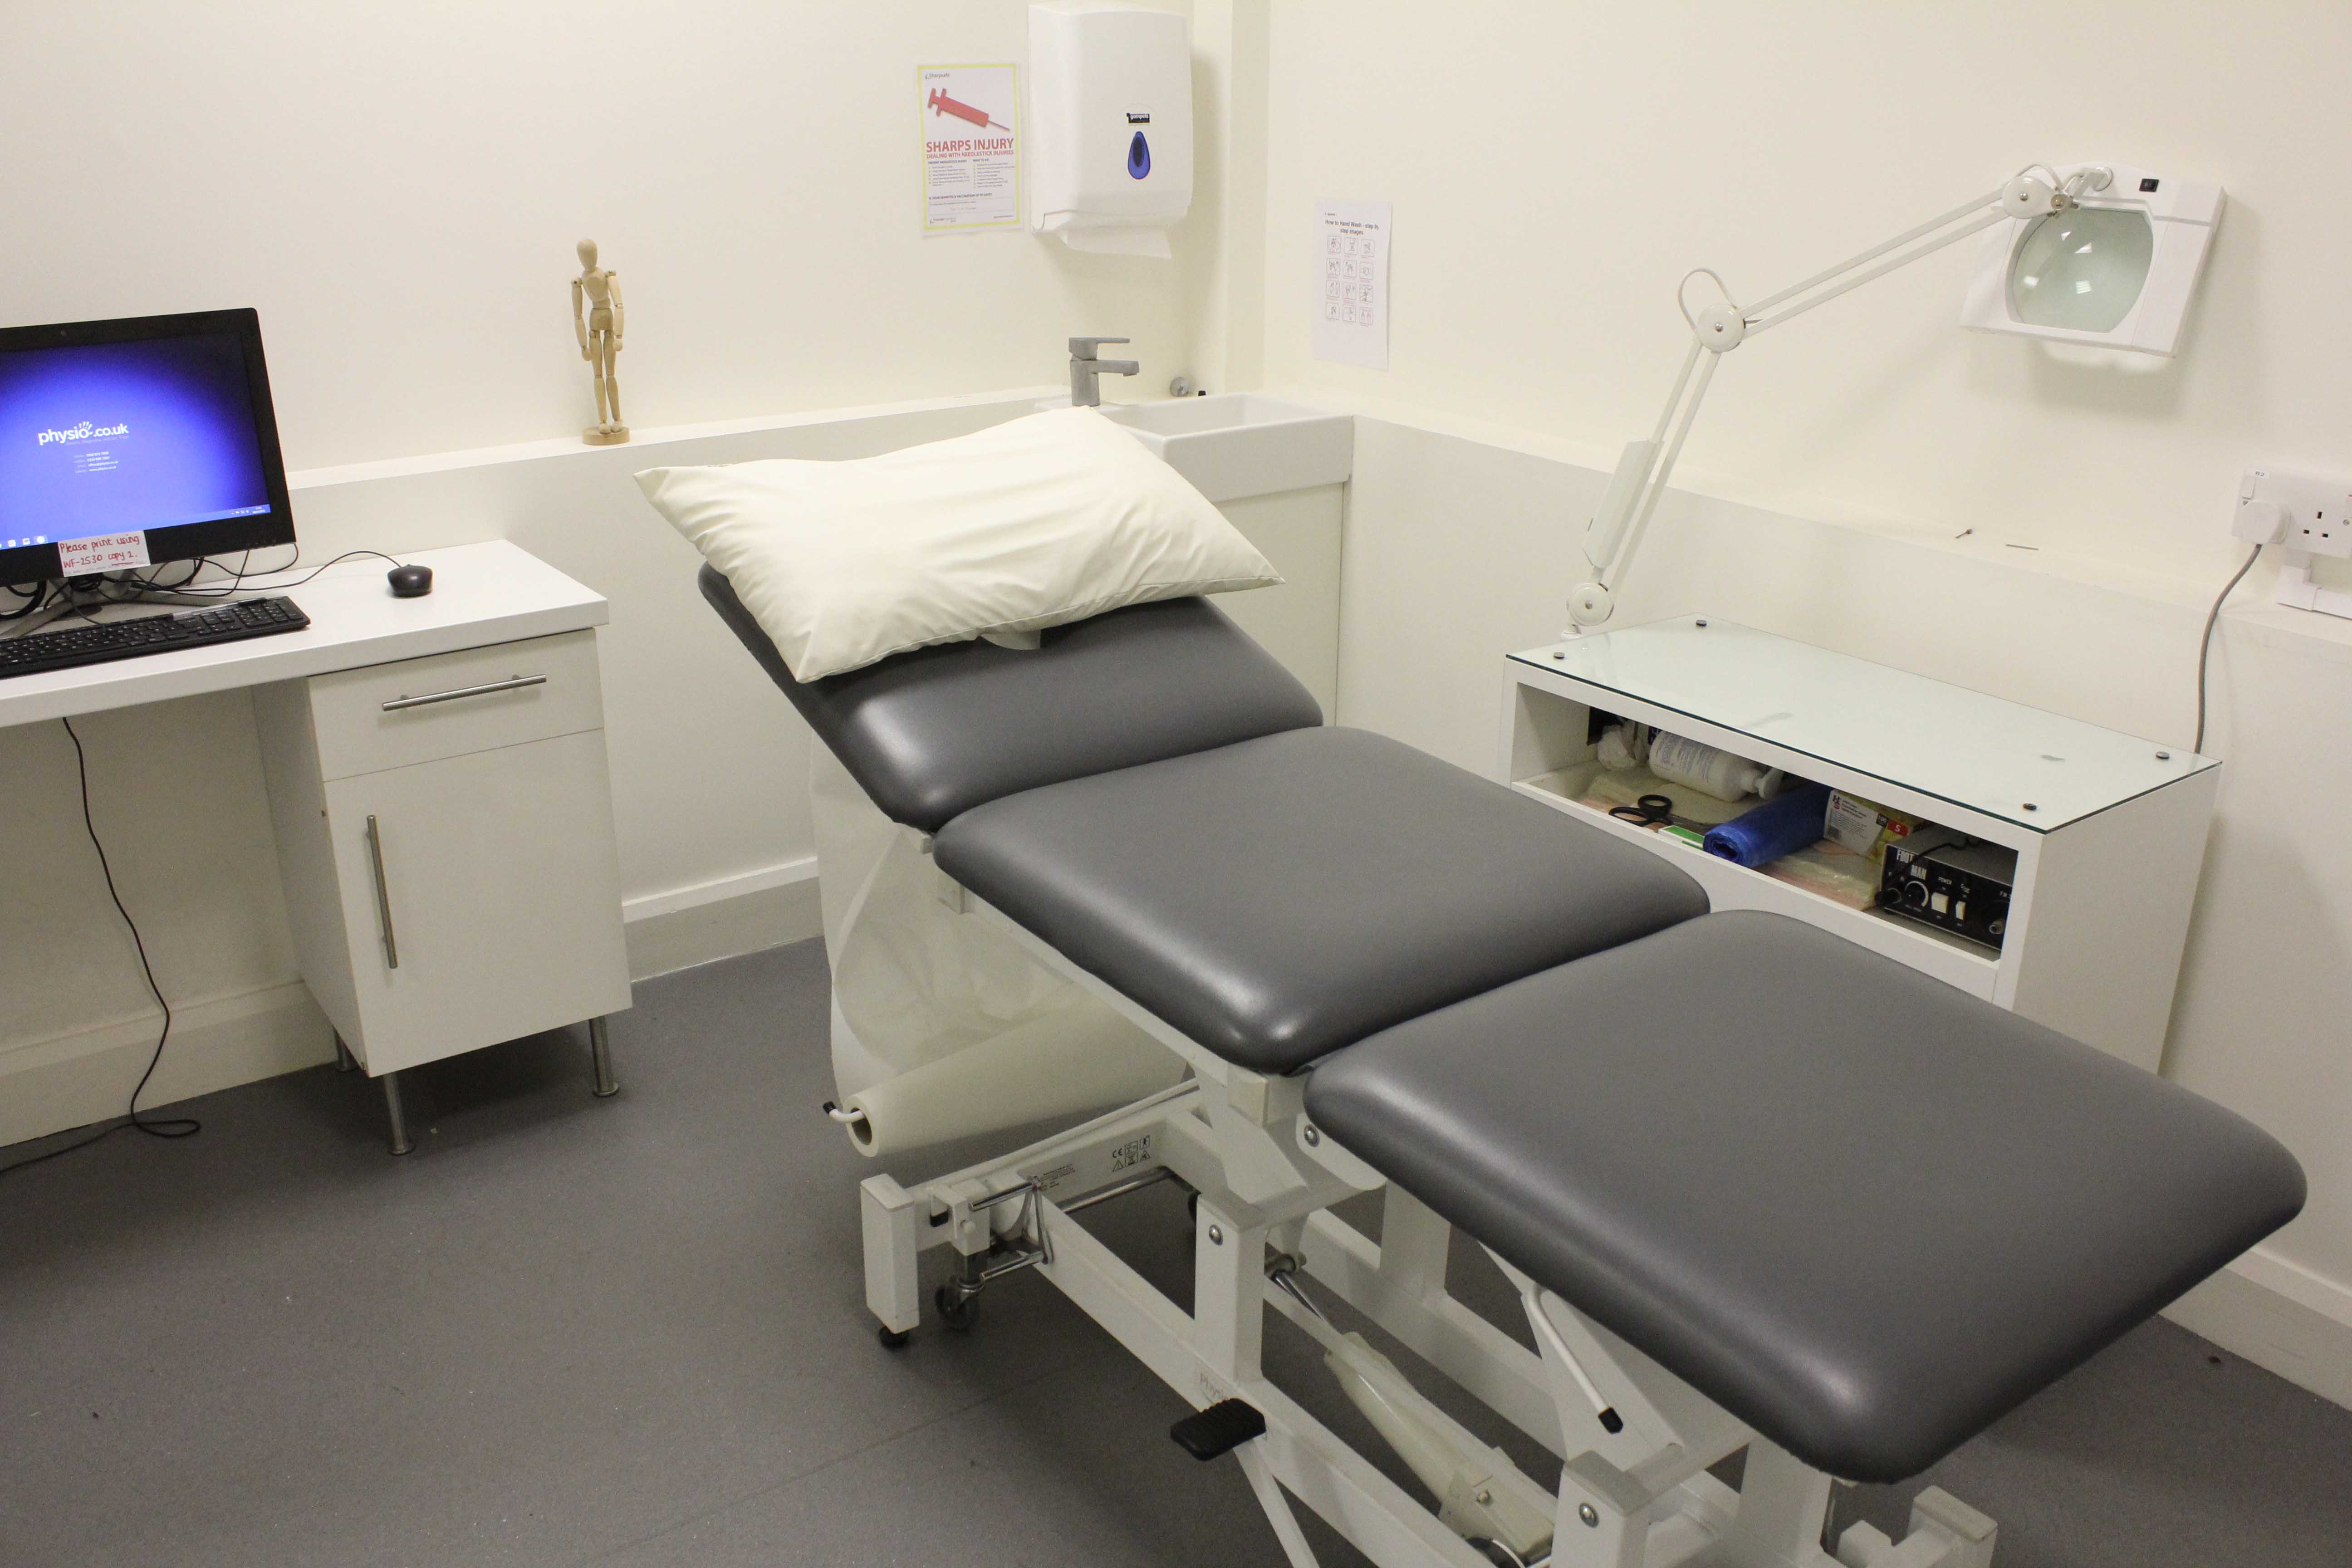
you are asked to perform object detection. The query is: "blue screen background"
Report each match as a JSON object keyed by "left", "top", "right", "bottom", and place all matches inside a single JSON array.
[{"left": 0, "top": 333, "right": 273, "bottom": 547}]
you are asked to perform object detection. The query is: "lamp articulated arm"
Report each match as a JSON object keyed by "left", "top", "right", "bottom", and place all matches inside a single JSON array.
[{"left": 1566, "top": 163, "right": 2112, "bottom": 632}]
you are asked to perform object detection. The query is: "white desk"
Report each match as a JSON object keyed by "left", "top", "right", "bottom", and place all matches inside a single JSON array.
[
  {"left": 4, "top": 541, "right": 632, "bottom": 1152},
  {"left": 0, "top": 541, "right": 608, "bottom": 730}
]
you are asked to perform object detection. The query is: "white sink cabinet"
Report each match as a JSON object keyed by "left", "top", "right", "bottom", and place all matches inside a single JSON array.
[{"left": 1102, "top": 395, "right": 1351, "bottom": 717}]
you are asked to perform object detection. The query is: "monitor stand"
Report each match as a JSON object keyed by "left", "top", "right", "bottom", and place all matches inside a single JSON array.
[{"left": 3, "top": 579, "right": 243, "bottom": 640}]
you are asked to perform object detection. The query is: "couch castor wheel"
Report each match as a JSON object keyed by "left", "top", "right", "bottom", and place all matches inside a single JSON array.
[
  {"left": 877, "top": 1324, "right": 911, "bottom": 1350},
  {"left": 936, "top": 1282, "right": 981, "bottom": 1332}
]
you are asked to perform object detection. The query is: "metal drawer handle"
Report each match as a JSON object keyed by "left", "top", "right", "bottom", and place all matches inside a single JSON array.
[
  {"left": 382, "top": 673, "right": 547, "bottom": 711},
  {"left": 365, "top": 814, "right": 399, "bottom": 970}
]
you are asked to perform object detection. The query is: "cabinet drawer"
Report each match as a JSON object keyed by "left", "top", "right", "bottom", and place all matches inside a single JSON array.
[{"left": 309, "top": 630, "right": 604, "bottom": 780}]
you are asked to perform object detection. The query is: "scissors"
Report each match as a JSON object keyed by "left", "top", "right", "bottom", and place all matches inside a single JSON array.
[{"left": 1609, "top": 794, "right": 1677, "bottom": 828}]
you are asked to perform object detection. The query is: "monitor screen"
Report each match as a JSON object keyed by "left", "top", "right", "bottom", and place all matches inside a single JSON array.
[{"left": 0, "top": 310, "right": 294, "bottom": 588}]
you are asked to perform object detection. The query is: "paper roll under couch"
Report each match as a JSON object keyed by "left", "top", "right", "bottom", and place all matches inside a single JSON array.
[{"left": 640, "top": 407, "right": 2304, "bottom": 1568}]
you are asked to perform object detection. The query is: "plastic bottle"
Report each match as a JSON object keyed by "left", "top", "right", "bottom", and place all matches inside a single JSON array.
[{"left": 1648, "top": 732, "right": 1779, "bottom": 803}]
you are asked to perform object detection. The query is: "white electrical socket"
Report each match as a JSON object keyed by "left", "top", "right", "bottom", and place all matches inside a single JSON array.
[{"left": 2238, "top": 468, "right": 2352, "bottom": 556}]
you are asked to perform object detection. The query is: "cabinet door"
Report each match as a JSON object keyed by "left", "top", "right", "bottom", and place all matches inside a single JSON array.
[{"left": 326, "top": 729, "right": 631, "bottom": 1074}]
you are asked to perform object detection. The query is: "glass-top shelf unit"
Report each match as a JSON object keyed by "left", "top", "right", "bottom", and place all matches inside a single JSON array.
[{"left": 1511, "top": 616, "right": 2213, "bottom": 833}]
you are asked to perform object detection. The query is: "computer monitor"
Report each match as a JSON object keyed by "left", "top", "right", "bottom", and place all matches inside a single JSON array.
[{"left": 0, "top": 309, "right": 294, "bottom": 589}]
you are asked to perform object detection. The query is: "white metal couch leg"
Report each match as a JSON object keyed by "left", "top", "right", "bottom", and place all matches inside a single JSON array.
[
  {"left": 1555, "top": 1452, "right": 1653, "bottom": 1568},
  {"left": 1833, "top": 1488, "right": 1996, "bottom": 1568},
  {"left": 1237, "top": 1443, "right": 1325, "bottom": 1568},
  {"left": 1723, "top": 1440, "right": 1833, "bottom": 1565},
  {"left": 1372, "top": 1186, "right": 1452, "bottom": 1297},
  {"left": 1195, "top": 1199, "right": 1270, "bottom": 1386},
  {"left": 1904, "top": 1490, "right": 1996, "bottom": 1568},
  {"left": 860, "top": 1173, "right": 923, "bottom": 1339}
]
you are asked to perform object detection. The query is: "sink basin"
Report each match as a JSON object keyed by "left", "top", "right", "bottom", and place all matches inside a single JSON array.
[{"left": 1099, "top": 394, "right": 1352, "bottom": 502}]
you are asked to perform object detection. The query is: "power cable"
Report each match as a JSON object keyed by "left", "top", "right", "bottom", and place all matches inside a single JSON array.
[
  {"left": 2193, "top": 544, "right": 2262, "bottom": 755},
  {"left": 0, "top": 719, "right": 199, "bottom": 1177}
]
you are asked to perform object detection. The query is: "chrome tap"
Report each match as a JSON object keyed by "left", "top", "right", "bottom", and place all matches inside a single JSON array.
[{"left": 1068, "top": 337, "right": 1139, "bottom": 407}]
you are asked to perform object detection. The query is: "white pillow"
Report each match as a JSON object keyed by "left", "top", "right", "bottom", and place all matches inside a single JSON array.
[{"left": 637, "top": 406, "right": 1280, "bottom": 681}]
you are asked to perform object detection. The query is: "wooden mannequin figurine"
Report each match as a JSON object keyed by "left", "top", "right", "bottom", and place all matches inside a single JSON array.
[{"left": 572, "top": 238, "right": 628, "bottom": 445}]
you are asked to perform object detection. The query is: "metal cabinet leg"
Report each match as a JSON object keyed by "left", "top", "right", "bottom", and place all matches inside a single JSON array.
[
  {"left": 334, "top": 1032, "right": 357, "bottom": 1073},
  {"left": 589, "top": 1015, "right": 620, "bottom": 1099},
  {"left": 382, "top": 1070, "right": 415, "bottom": 1156}
]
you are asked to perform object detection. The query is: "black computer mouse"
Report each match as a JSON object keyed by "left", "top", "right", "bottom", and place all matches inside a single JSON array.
[{"left": 387, "top": 564, "right": 433, "bottom": 598}]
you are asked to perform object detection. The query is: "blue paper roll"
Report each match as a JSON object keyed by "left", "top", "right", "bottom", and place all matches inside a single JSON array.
[{"left": 1702, "top": 782, "right": 1831, "bottom": 869}]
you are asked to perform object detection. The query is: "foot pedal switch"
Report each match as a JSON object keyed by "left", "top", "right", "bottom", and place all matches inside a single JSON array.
[{"left": 1169, "top": 1398, "right": 1266, "bottom": 1461}]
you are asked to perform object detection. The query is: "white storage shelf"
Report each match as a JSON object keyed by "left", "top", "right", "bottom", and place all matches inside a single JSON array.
[
  {"left": 1503, "top": 617, "right": 2222, "bottom": 1073},
  {"left": 1514, "top": 755, "right": 2002, "bottom": 993}
]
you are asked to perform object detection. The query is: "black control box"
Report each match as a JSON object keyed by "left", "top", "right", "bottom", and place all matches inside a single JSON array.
[{"left": 1876, "top": 831, "right": 2015, "bottom": 952}]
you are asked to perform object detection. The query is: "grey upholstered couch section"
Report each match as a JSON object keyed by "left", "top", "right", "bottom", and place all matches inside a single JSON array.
[
  {"left": 698, "top": 567, "right": 1322, "bottom": 834},
  {"left": 933, "top": 726, "right": 1709, "bottom": 1073},
  {"left": 1303, "top": 911, "right": 2309, "bottom": 1483}
]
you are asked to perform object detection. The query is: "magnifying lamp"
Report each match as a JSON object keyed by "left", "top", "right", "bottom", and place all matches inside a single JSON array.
[{"left": 1569, "top": 162, "right": 2224, "bottom": 632}]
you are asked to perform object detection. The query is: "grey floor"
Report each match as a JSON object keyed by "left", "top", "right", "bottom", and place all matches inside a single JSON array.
[{"left": 3, "top": 940, "right": 2349, "bottom": 1568}]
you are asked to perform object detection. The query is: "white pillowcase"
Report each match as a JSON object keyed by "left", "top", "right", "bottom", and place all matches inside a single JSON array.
[{"left": 637, "top": 406, "right": 1281, "bottom": 681}]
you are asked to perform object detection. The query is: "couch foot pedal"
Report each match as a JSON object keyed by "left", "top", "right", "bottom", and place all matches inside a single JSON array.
[{"left": 1170, "top": 1398, "right": 1267, "bottom": 1461}]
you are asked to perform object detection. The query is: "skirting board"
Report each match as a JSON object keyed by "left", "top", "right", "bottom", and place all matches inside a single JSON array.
[
  {"left": 0, "top": 980, "right": 333, "bottom": 1149},
  {"left": 0, "top": 858, "right": 822, "bottom": 1152},
  {"left": 2163, "top": 1247, "right": 2352, "bottom": 1412},
  {"left": 622, "top": 855, "right": 822, "bottom": 981}
]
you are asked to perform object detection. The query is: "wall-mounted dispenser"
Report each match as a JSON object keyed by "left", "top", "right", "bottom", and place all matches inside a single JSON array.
[{"left": 1026, "top": 3, "right": 1192, "bottom": 257}]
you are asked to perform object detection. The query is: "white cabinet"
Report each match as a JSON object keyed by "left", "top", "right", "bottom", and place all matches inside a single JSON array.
[
  {"left": 256, "top": 628, "right": 630, "bottom": 1089},
  {"left": 1102, "top": 397, "right": 1352, "bottom": 719},
  {"left": 1215, "top": 485, "right": 1345, "bottom": 717},
  {"left": 1504, "top": 617, "right": 2220, "bottom": 1072}
]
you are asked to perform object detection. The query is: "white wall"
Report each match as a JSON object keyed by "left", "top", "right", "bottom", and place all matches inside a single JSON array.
[
  {"left": 0, "top": 0, "right": 1206, "bottom": 1141},
  {"left": 1179, "top": 0, "right": 1269, "bottom": 396},
  {"left": 1249, "top": 2, "right": 2352, "bottom": 1399},
  {"left": 0, "top": 393, "right": 1051, "bottom": 1146},
  {"left": 1257, "top": 1, "right": 2352, "bottom": 588},
  {"left": 0, "top": 0, "right": 1195, "bottom": 470}
]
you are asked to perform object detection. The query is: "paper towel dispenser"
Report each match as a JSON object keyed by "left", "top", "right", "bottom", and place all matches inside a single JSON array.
[{"left": 1027, "top": 3, "right": 1192, "bottom": 255}]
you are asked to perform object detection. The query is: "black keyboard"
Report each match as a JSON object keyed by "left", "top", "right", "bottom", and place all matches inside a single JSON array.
[{"left": 0, "top": 596, "right": 310, "bottom": 679}]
